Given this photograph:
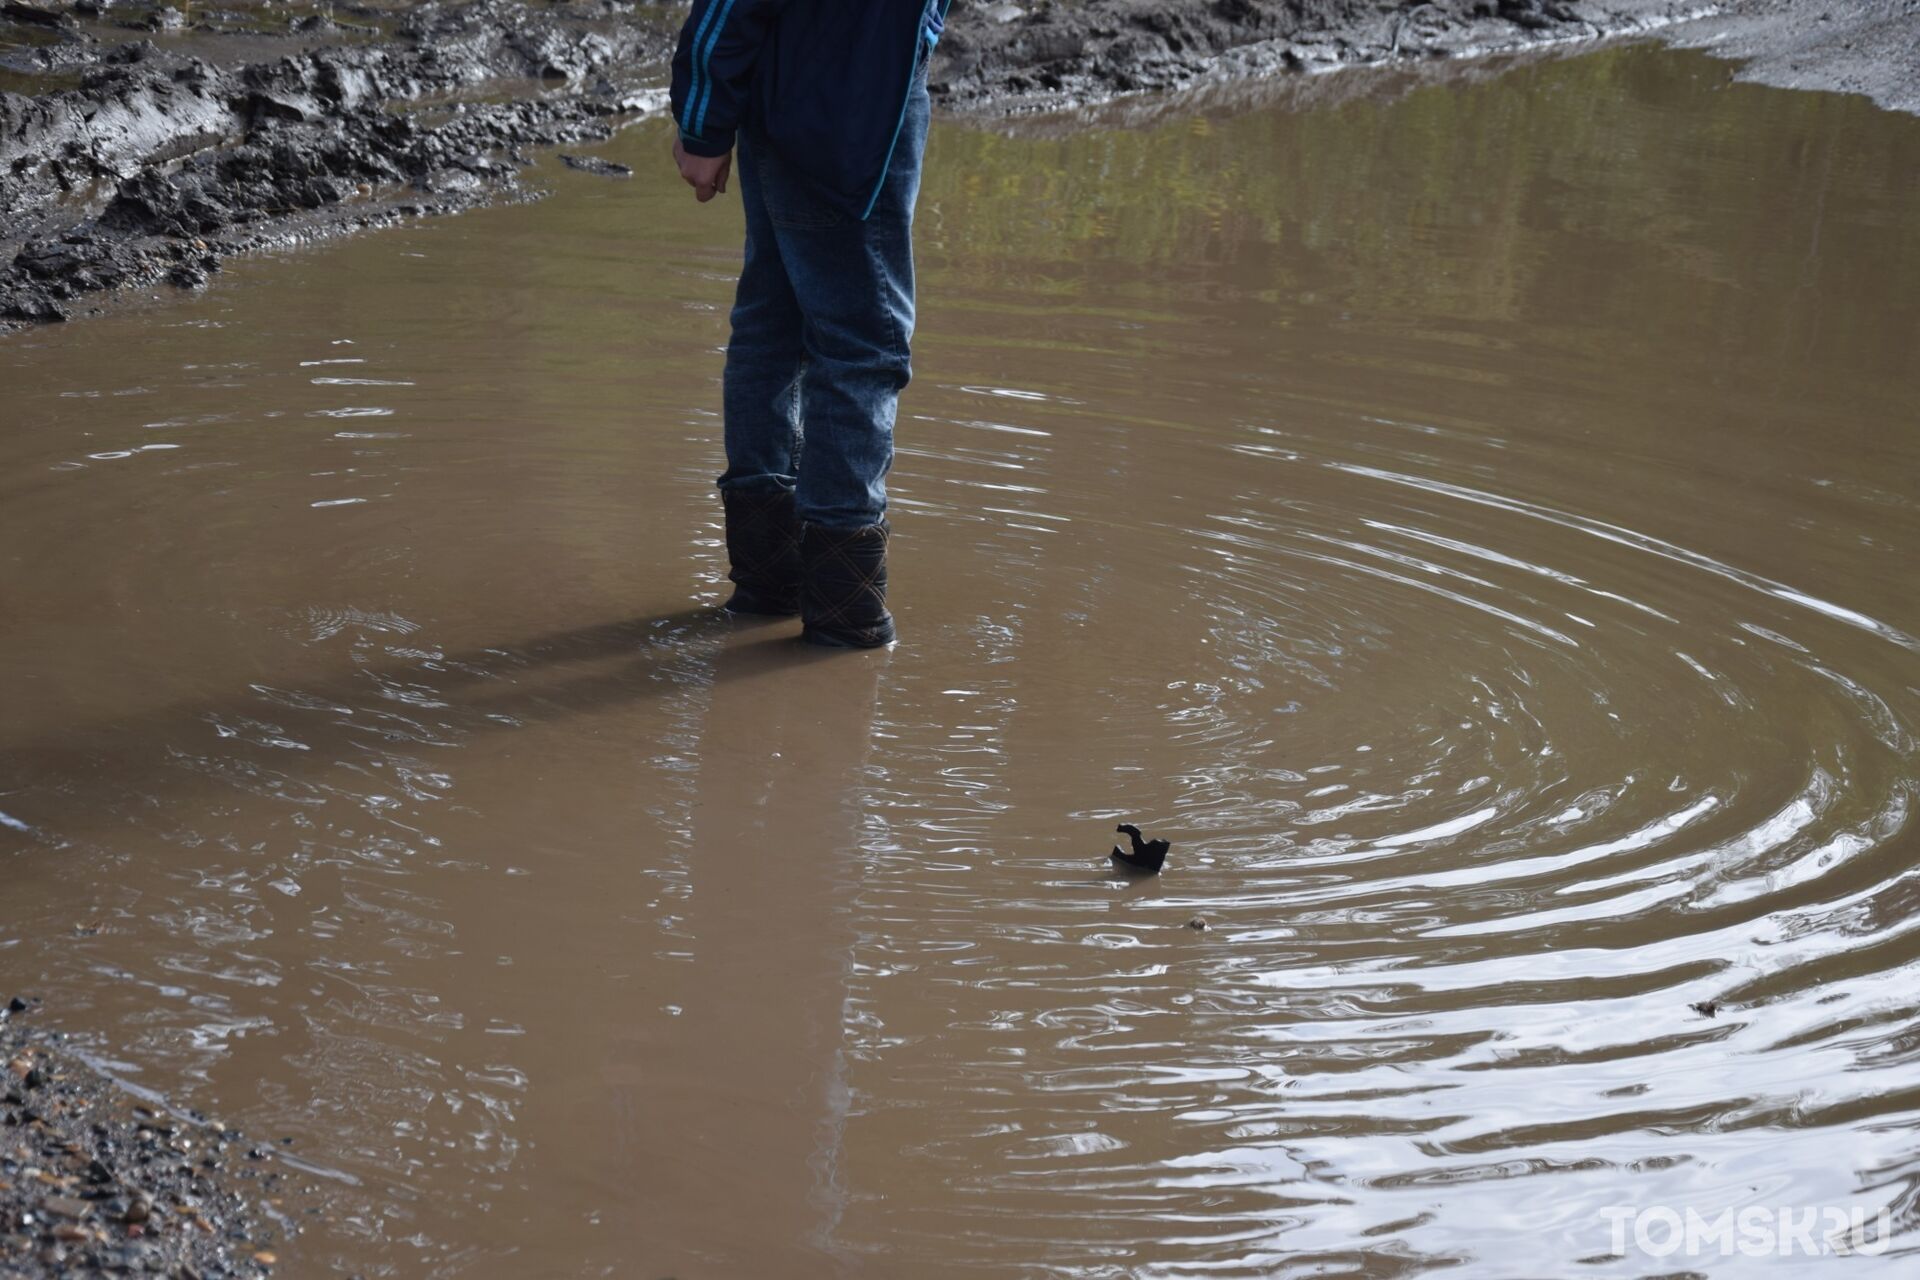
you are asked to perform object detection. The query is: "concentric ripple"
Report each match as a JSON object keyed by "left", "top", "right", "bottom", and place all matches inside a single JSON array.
[
  {"left": 823, "top": 47, "right": 1920, "bottom": 1276},
  {"left": 830, "top": 401, "right": 1920, "bottom": 1272}
]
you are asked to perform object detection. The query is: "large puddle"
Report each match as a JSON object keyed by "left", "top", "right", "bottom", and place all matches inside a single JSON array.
[{"left": 4, "top": 43, "right": 1919, "bottom": 1277}]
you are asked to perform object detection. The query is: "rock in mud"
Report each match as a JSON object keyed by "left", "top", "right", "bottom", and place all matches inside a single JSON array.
[{"left": 559, "top": 152, "right": 633, "bottom": 177}]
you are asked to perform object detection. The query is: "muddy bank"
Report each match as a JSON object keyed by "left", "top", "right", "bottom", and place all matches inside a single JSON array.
[
  {"left": 934, "top": 0, "right": 1920, "bottom": 115},
  {"left": 1, "top": 0, "right": 675, "bottom": 328},
  {"left": 3, "top": 999, "right": 292, "bottom": 1278},
  {"left": 930, "top": 0, "right": 1717, "bottom": 110}
]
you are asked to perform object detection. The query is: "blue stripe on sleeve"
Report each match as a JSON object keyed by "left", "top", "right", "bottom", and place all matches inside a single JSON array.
[
  {"left": 691, "top": 0, "right": 745, "bottom": 139},
  {"left": 681, "top": 0, "right": 725, "bottom": 134}
]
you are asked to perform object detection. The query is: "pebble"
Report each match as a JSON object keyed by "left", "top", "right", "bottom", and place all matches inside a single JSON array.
[{"left": 41, "top": 1196, "right": 92, "bottom": 1221}]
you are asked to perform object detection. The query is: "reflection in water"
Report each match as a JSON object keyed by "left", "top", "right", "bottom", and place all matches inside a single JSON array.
[
  {"left": 617, "top": 633, "right": 885, "bottom": 1278},
  {"left": 2, "top": 40, "right": 1918, "bottom": 1278}
]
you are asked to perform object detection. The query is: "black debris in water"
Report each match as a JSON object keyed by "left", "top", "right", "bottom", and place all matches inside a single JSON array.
[
  {"left": 1110, "top": 822, "right": 1171, "bottom": 875},
  {"left": 1690, "top": 1001, "right": 1720, "bottom": 1018}
]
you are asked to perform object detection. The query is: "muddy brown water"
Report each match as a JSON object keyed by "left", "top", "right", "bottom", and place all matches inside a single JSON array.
[{"left": 4, "top": 43, "right": 1919, "bottom": 1278}]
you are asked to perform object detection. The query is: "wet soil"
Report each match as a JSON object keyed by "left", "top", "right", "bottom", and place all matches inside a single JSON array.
[{"left": 3, "top": 1000, "right": 288, "bottom": 1279}]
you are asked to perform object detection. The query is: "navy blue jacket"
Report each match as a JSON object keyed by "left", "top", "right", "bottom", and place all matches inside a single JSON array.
[{"left": 670, "top": 0, "right": 948, "bottom": 220}]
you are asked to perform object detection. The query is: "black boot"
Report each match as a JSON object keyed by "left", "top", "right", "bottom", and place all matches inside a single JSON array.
[
  {"left": 801, "top": 521, "right": 896, "bottom": 648},
  {"left": 721, "top": 486, "right": 801, "bottom": 616}
]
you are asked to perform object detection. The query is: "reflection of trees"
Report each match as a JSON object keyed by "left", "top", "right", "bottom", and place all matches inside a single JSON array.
[{"left": 920, "top": 45, "right": 1920, "bottom": 388}]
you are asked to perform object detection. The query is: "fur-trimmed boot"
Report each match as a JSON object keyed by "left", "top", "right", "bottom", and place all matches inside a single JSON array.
[
  {"left": 800, "top": 521, "right": 896, "bottom": 648},
  {"left": 720, "top": 486, "right": 801, "bottom": 616}
]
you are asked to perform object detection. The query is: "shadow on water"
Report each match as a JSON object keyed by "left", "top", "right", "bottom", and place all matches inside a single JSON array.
[{"left": 0, "top": 605, "right": 837, "bottom": 851}]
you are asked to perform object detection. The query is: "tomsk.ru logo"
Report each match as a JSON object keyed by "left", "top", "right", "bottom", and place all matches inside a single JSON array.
[{"left": 1600, "top": 1204, "right": 1895, "bottom": 1257}]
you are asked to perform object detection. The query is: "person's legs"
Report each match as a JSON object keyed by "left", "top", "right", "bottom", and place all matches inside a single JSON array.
[
  {"left": 755, "top": 56, "right": 931, "bottom": 646},
  {"left": 780, "top": 88, "right": 927, "bottom": 531},
  {"left": 716, "top": 129, "right": 808, "bottom": 615}
]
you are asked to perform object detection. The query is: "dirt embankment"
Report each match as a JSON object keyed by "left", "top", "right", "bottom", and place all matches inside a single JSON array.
[{"left": 2, "top": 0, "right": 676, "bottom": 328}]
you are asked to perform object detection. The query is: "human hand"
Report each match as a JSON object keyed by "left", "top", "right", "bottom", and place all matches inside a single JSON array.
[{"left": 672, "top": 139, "right": 732, "bottom": 202}]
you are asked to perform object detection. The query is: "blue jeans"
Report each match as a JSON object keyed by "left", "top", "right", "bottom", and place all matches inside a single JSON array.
[{"left": 718, "top": 49, "right": 931, "bottom": 530}]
